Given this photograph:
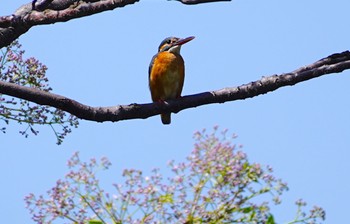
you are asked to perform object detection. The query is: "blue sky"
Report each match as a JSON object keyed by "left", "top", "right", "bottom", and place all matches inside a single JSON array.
[{"left": 1, "top": 0, "right": 350, "bottom": 223}]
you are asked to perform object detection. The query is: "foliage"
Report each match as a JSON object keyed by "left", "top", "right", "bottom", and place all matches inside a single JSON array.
[
  {"left": 0, "top": 41, "right": 79, "bottom": 144},
  {"left": 24, "top": 128, "right": 325, "bottom": 223}
]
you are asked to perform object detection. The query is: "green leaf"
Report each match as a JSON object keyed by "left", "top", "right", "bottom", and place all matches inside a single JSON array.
[
  {"left": 241, "top": 206, "right": 253, "bottom": 213},
  {"left": 88, "top": 220, "right": 103, "bottom": 224},
  {"left": 266, "top": 214, "right": 275, "bottom": 224},
  {"left": 158, "top": 194, "right": 174, "bottom": 204}
]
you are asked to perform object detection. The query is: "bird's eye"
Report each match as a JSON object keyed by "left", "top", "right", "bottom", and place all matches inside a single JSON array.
[{"left": 167, "top": 39, "right": 172, "bottom": 44}]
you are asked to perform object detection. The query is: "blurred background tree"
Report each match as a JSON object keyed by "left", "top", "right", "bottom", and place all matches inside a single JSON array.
[{"left": 25, "top": 128, "right": 325, "bottom": 223}]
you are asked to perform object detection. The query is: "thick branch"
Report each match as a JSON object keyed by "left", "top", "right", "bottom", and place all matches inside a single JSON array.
[
  {"left": 1, "top": 51, "right": 350, "bottom": 123},
  {"left": 0, "top": 0, "right": 230, "bottom": 48},
  {"left": 0, "top": 0, "right": 139, "bottom": 48}
]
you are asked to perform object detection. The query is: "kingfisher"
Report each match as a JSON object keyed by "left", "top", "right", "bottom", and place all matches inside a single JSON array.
[{"left": 149, "top": 36, "right": 195, "bottom": 125}]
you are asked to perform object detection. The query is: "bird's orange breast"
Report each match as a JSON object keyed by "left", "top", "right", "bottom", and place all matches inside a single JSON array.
[{"left": 149, "top": 51, "right": 185, "bottom": 102}]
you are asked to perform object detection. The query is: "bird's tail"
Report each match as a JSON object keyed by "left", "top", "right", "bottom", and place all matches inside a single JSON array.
[{"left": 161, "top": 113, "right": 171, "bottom": 125}]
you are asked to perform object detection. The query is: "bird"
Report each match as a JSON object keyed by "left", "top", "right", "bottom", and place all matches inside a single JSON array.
[{"left": 148, "top": 36, "right": 195, "bottom": 125}]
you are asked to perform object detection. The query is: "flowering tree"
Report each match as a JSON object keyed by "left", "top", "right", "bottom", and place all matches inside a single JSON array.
[
  {"left": 25, "top": 128, "right": 325, "bottom": 223},
  {"left": 0, "top": 41, "right": 78, "bottom": 144}
]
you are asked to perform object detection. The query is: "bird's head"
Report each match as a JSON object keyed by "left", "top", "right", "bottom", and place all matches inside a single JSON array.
[{"left": 158, "top": 36, "right": 195, "bottom": 54}]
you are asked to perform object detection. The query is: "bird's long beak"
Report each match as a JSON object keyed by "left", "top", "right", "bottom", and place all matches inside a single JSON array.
[{"left": 175, "top": 36, "right": 195, "bottom": 46}]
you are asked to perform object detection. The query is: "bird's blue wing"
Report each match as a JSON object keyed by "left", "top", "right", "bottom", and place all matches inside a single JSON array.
[{"left": 149, "top": 54, "right": 157, "bottom": 79}]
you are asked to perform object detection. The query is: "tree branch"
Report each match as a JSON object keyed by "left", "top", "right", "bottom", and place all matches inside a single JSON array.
[
  {"left": 0, "top": 0, "right": 139, "bottom": 48},
  {"left": 1, "top": 51, "right": 350, "bottom": 123},
  {"left": 0, "top": 0, "right": 231, "bottom": 48}
]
